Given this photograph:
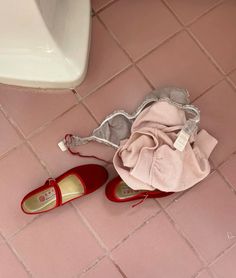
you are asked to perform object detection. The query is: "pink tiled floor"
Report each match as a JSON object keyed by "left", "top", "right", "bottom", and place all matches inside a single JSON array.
[{"left": 0, "top": 1, "right": 236, "bottom": 277}]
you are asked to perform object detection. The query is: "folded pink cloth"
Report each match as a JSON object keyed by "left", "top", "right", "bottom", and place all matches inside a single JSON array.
[{"left": 113, "top": 101, "right": 217, "bottom": 192}]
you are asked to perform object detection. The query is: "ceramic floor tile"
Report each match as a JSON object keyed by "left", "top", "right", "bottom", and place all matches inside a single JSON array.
[
  {"left": 194, "top": 81, "right": 236, "bottom": 166},
  {"left": 30, "top": 104, "right": 114, "bottom": 177},
  {"left": 229, "top": 70, "right": 236, "bottom": 87},
  {"left": 74, "top": 186, "right": 160, "bottom": 249},
  {"left": 92, "top": 0, "right": 114, "bottom": 12},
  {"left": 0, "top": 145, "right": 48, "bottom": 238},
  {"left": 165, "top": 0, "right": 221, "bottom": 25},
  {"left": 210, "top": 245, "right": 236, "bottom": 278},
  {"left": 112, "top": 213, "right": 201, "bottom": 278},
  {"left": 195, "top": 269, "right": 213, "bottom": 278},
  {"left": 190, "top": 0, "right": 236, "bottom": 74},
  {"left": 0, "top": 242, "right": 28, "bottom": 278},
  {"left": 167, "top": 172, "right": 236, "bottom": 262},
  {"left": 156, "top": 191, "right": 185, "bottom": 209},
  {"left": 83, "top": 67, "right": 151, "bottom": 122},
  {"left": 0, "top": 234, "right": 4, "bottom": 243},
  {"left": 1, "top": 2, "right": 236, "bottom": 277},
  {"left": 138, "top": 31, "right": 222, "bottom": 101},
  {"left": 10, "top": 206, "right": 104, "bottom": 278},
  {"left": 76, "top": 17, "right": 130, "bottom": 97},
  {"left": 0, "top": 110, "right": 22, "bottom": 156},
  {"left": 0, "top": 85, "right": 77, "bottom": 137},
  {"left": 219, "top": 154, "right": 236, "bottom": 191},
  {"left": 81, "top": 258, "right": 122, "bottom": 278},
  {"left": 99, "top": 0, "right": 181, "bottom": 60}
]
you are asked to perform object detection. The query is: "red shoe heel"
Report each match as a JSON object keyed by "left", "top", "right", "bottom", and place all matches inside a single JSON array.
[
  {"left": 105, "top": 176, "right": 173, "bottom": 204},
  {"left": 21, "top": 164, "right": 108, "bottom": 214}
]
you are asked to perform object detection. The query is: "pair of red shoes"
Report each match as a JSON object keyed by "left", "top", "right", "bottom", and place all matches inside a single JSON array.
[{"left": 21, "top": 165, "right": 173, "bottom": 214}]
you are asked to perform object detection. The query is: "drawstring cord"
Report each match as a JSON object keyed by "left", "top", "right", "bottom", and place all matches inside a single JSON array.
[
  {"left": 65, "top": 134, "right": 112, "bottom": 164},
  {"left": 132, "top": 193, "right": 149, "bottom": 208}
]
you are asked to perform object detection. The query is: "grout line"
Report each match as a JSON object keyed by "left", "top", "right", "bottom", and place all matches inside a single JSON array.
[
  {"left": 185, "top": 0, "right": 225, "bottom": 27},
  {"left": 25, "top": 141, "right": 52, "bottom": 176},
  {"left": 84, "top": 6, "right": 229, "bottom": 109},
  {"left": 193, "top": 267, "right": 215, "bottom": 278},
  {"left": 7, "top": 215, "right": 41, "bottom": 241},
  {"left": 77, "top": 251, "right": 127, "bottom": 278},
  {"left": 26, "top": 103, "right": 78, "bottom": 139},
  {"left": 0, "top": 104, "right": 52, "bottom": 177},
  {"left": 76, "top": 63, "right": 132, "bottom": 101},
  {"left": 71, "top": 200, "right": 161, "bottom": 277},
  {"left": 97, "top": 12, "right": 184, "bottom": 66},
  {"left": 227, "top": 68, "right": 236, "bottom": 77},
  {"left": 71, "top": 203, "right": 108, "bottom": 252},
  {"left": 77, "top": 255, "right": 107, "bottom": 278},
  {"left": 1, "top": 233, "right": 33, "bottom": 277},
  {"left": 80, "top": 64, "right": 132, "bottom": 101},
  {"left": 0, "top": 93, "right": 79, "bottom": 153},
  {"left": 191, "top": 77, "right": 224, "bottom": 103},
  {"left": 81, "top": 102, "right": 100, "bottom": 125},
  {"left": 155, "top": 190, "right": 186, "bottom": 209},
  {"left": 162, "top": 209, "right": 206, "bottom": 266},
  {"left": 0, "top": 105, "right": 25, "bottom": 138},
  {"left": 96, "top": 0, "right": 225, "bottom": 102},
  {"left": 161, "top": 0, "right": 226, "bottom": 78},
  {"left": 186, "top": 29, "right": 225, "bottom": 75},
  {"left": 133, "top": 29, "right": 182, "bottom": 62},
  {"left": 96, "top": 14, "right": 133, "bottom": 61},
  {"left": 208, "top": 241, "right": 236, "bottom": 268},
  {"left": 108, "top": 256, "right": 128, "bottom": 278},
  {"left": 226, "top": 67, "right": 236, "bottom": 76},
  {"left": 70, "top": 203, "right": 110, "bottom": 277},
  {"left": 133, "top": 64, "right": 155, "bottom": 90},
  {"left": 161, "top": 0, "right": 188, "bottom": 26},
  {"left": 93, "top": 0, "right": 117, "bottom": 14},
  {"left": 163, "top": 0, "right": 224, "bottom": 27},
  {"left": 216, "top": 169, "right": 236, "bottom": 196},
  {"left": 0, "top": 88, "right": 80, "bottom": 190},
  {"left": 209, "top": 269, "right": 217, "bottom": 278},
  {"left": 72, "top": 88, "right": 78, "bottom": 95},
  {"left": 0, "top": 4, "right": 234, "bottom": 278},
  {"left": 213, "top": 150, "right": 236, "bottom": 170},
  {"left": 107, "top": 209, "right": 163, "bottom": 277},
  {"left": 194, "top": 241, "right": 236, "bottom": 278},
  {"left": 93, "top": 13, "right": 183, "bottom": 101},
  {"left": 86, "top": 0, "right": 232, "bottom": 110},
  {"left": 227, "top": 77, "right": 236, "bottom": 91},
  {"left": 163, "top": 188, "right": 236, "bottom": 277},
  {"left": 110, "top": 208, "right": 161, "bottom": 253},
  {"left": 72, "top": 88, "right": 83, "bottom": 102},
  {"left": 0, "top": 141, "right": 25, "bottom": 161},
  {"left": 226, "top": 76, "right": 236, "bottom": 93},
  {"left": 210, "top": 270, "right": 218, "bottom": 278}
]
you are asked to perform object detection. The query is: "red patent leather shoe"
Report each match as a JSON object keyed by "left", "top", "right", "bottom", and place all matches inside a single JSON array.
[
  {"left": 21, "top": 164, "right": 108, "bottom": 214},
  {"left": 105, "top": 176, "right": 173, "bottom": 206}
]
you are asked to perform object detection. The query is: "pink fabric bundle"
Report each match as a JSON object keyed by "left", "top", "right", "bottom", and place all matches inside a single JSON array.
[{"left": 113, "top": 101, "right": 217, "bottom": 192}]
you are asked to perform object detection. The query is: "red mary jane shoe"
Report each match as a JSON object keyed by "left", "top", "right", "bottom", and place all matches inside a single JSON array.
[
  {"left": 21, "top": 164, "right": 108, "bottom": 214},
  {"left": 105, "top": 176, "right": 173, "bottom": 206}
]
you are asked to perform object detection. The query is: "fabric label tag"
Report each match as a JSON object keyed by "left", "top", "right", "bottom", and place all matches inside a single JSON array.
[
  {"left": 174, "top": 130, "right": 190, "bottom": 151},
  {"left": 174, "top": 120, "right": 197, "bottom": 151},
  {"left": 58, "top": 141, "right": 67, "bottom": 152}
]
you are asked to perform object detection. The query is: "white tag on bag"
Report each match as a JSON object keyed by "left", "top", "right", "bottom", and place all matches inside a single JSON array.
[
  {"left": 58, "top": 141, "right": 67, "bottom": 152},
  {"left": 174, "top": 130, "right": 190, "bottom": 151},
  {"left": 174, "top": 120, "right": 197, "bottom": 151}
]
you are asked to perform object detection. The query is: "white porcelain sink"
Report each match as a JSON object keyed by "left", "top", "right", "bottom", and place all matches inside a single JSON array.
[{"left": 0, "top": 0, "right": 91, "bottom": 89}]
